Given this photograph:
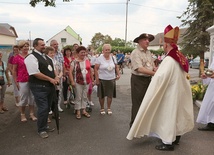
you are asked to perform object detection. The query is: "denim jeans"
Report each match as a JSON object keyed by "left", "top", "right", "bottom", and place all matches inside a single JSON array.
[{"left": 29, "top": 84, "right": 55, "bottom": 133}]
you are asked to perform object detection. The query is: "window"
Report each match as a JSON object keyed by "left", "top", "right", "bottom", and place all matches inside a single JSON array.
[{"left": 61, "top": 38, "right": 66, "bottom": 43}]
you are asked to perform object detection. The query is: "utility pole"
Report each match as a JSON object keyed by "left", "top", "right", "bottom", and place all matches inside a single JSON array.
[
  {"left": 125, "top": 0, "right": 130, "bottom": 47},
  {"left": 29, "top": 31, "right": 31, "bottom": 50}
]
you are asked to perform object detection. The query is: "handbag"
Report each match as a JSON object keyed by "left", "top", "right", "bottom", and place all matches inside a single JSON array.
[
  {"left": 0, "top": 62, "right": 5, "bottom": 85},
  {"left": 111, "top": 56, "right": 117, "bottom": 78}
]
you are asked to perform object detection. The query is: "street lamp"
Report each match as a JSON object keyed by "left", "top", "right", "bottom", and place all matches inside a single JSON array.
[{"left": 125, "top": 0, "right": 130, "bottom": 47}]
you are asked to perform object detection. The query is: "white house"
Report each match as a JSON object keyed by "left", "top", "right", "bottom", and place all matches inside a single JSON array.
[
  {"left": 149, "top": 28, "right": 187, "bottom": 51},
  {"left": 46, "top": 25, "right": 82, "bottom": 50},
  {"left": 0, "top": 23, "right": 18, "bottom": 61}
]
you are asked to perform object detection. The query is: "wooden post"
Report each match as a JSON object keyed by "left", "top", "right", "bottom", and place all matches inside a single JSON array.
[{"left": 199, "top": 50, "right": 205, "bottom": 76}]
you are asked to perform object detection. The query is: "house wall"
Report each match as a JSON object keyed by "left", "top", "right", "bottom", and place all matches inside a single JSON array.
[
  {"left": 46, "top": 30, "right": 80, "bottom": 50},
  {"left": 0, "top": 35, "right": 16, "bottom": 45},
  {"left": 149, "top": 45, "right": 183, "bottom": 51},
  {"left": 0, "top": 35, "right": 16, "bottom": 61}
]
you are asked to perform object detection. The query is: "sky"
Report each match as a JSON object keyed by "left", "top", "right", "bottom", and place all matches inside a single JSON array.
[{"left": 0, "top": 0, "right": 189, "bottom": 46}]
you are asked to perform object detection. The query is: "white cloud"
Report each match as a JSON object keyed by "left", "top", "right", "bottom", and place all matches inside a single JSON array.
[{"left": 0, "top": 0, "right": 189, "bottom": 46}]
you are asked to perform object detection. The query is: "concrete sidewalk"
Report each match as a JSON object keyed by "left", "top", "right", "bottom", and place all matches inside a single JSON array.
[{"left": 1, "top": 68, "right": 213, "bottom": 155}]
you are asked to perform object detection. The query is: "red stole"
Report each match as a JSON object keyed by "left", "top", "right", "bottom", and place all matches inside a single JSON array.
[{"left": 167, "top": 47, "right": 189, "bottom": 73}]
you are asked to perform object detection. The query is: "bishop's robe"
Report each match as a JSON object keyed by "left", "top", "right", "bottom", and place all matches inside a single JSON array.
[{"left": 127, "top": 55, "right": 194, "bottom": 143}]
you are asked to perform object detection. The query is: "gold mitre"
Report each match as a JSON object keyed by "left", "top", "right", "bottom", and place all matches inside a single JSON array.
[{"left": 164, "top": 25, "right": 180, "bottom": 44}]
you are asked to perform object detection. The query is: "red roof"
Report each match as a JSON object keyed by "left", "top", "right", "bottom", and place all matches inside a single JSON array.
[{"left": 0, "top": 23, "right": 18, "bottom": 37}]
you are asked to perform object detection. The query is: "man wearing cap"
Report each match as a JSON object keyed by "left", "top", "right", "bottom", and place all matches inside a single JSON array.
[
  {"left": 127, "top": 25, "right": 194, "bottom": 151},
  {"left": 129, "top": 33, "right": 156, "bottom": 127}
]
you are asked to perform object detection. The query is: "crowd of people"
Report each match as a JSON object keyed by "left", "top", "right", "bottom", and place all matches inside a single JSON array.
[
  {"left": 0, "top": 24, "right": 213, "bottom": 151},
  {"left": 0, "top": 40, "right": 122, "bottom": 138}
]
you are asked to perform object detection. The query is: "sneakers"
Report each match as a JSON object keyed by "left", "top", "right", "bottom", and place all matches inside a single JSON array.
[
  {"left": 46, "top": 127, "right": 55, "bottom": 132},
  {"left": 58, "top": 105, "right": 63, "bottom": 112},
  {"left": 38, "top": 131, "right": 48, "bottom": 139},
  {"left": 49, "top": 110, "right": 53, "bottom": 115},
  {"left": 89, "top": 101, "right": 94, "bottom": 106}
]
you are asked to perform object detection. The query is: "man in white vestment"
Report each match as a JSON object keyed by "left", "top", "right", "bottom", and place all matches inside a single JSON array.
[
  {"left": 126, "top": 25, "right": 194, "bottom": 151},
  {"left": 196, "top": 55, "right": 214, "bottom": 131}
]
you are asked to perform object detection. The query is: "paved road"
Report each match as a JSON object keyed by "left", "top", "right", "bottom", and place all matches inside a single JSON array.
[{"left": 0, "top": 68, "right": 214, "bottom": 155}]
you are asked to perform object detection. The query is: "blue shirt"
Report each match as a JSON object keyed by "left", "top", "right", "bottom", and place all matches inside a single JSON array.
[{"left": 116, "top": 53, "right": 125, "bottom": 63}]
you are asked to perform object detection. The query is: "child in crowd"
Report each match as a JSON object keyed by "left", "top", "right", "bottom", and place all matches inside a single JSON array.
[
  {"left": 87, "top": 67, "right": 95, "bottom": 106},
  {"left": 44, "top": 46, "right": 63, "bottom": 122}
]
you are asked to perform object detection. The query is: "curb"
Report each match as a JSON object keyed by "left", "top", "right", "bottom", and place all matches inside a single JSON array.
[{"left": 195, "top": 100, "right": 202, "bottom": 108}]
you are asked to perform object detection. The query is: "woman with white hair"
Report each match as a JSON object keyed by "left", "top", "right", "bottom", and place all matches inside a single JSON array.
[{"left": 94, "top": 44, "right": 120, "bottom": 115}]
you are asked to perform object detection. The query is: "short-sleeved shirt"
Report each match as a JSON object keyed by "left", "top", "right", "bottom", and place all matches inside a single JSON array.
[
  {"left": 131, "top": 45, "right": 155, "bottom": 76},
  {"left": 95, "top": 54, "right": 116, "bottom": 80},
  {"left": 116, "top": 53, "right": 125, "bottom": 63},
  {"left": 54, "top": 50, "right": 64, "bottom": 69},
  {"left": 8, "top": 55, "right": 15, "bottom": 65},
  {"left": 13, "top": 54, "right": 29, "bottom": 82},
  {"left": 24, "top": 50, "right": 42, "bottom": 75},
  {"left": 8, "top": 52, "right": 14, "bottom": 63}
]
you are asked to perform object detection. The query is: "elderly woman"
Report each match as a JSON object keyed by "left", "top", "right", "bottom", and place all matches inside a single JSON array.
[
  {"left": 94, "top": 44, "right": 120, "bottom": 115},
  {"left": 12, "top": 41, "right": 37, "bottom": 122},
  {"left": 69, "top": 46, "right": 93, "bottom": 119},
  {"left": 0, "top": 51, "right": 10, "bottom": 114}
]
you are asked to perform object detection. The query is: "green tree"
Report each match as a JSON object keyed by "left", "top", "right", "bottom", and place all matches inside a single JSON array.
[
  {"left": 90, "top": 32, "right": 112, "bottom": 49},
  {"left": 178, "top": 0, "right": 214, "bottom": 74},
  {"left": 125, "top": 40, "right": 135, "bottom": 48},
  {"left": 29, "top": 0, "right": 72, "bottom": 7},
  {"left": 111, "top": 38, "right": 126, "bottom": 47}
]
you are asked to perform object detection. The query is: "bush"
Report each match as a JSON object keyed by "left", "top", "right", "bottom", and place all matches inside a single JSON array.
[
  {"left": 96, "top": 46, "right": 134, "bottom": 54},
  {"left": 191, "top": 82, "right": 208, "bottom": 101}
]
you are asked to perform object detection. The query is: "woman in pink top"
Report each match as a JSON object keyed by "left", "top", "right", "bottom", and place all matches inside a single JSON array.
[{"left": 12, "top": 41, "right": 37, "bottom": 122}]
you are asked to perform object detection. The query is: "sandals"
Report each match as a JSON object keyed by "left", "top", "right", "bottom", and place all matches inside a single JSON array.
[
  {"left": 82, "top": 112, "right": 90, "bottom": 118},
  {"left": 0, "top": 109, "right": 4, "bottom": 114},
  {"left": 2, "top": 107, "right": 8, "bottom": 111},
  {"left": 100, "top": 109, "right": 106, "bottom": 115},
  {"left": 107, "top": 109, "right": 112, "bottom": 115},
  {"left": 29, "top": 113, "right": 37, "bottom": 121},
  {"left": 47, "top": 118, "right": 51, "bottom": 123},
  {"left": 76, "top": 113, "right": 81, "bottom": 119},
  {"left": 63, "top": 101, "right": 68, "bottom": 105},
  {"left": 21, "top": 114, "right": 27, "bottom": 122}
]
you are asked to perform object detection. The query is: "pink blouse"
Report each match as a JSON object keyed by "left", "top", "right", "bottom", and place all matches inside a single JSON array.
[{"left": 13, "top": 54, "right": 29, "bottom": 82}]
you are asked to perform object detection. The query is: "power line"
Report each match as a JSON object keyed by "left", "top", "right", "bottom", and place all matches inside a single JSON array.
[
  {"left": 129, "top": 3, "right": 183, "bottom": 13},
  {"left": 0, "top": 1, "right": 183, "bottom": 13}
]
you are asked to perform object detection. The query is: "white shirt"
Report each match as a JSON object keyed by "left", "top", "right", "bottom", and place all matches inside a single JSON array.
[
  {"left": 24, "top": 50, "right": 41, "bottom": 75},
  {"left": 95, "top": 54, "right": 116, "bottom": 80},
  {"left": 90, "top": 55, "right": 96, "bottom": 66}
]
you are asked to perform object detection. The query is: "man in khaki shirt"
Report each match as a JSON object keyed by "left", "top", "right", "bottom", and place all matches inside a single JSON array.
[{"left": 130, "top": 33, "right": 156, "bottom": 127}]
